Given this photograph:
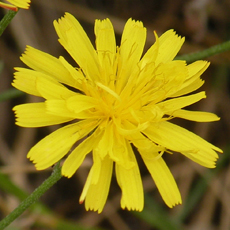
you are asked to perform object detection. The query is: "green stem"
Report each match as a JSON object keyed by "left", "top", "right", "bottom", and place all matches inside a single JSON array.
[
  {"left": 0, "top": 89, "right": 24, "bottom": 102},
  {"left": 0, "top": 10, "right": 18, "bottom": 36},
  {"left": 0, "top": 163, "right": 62, "bottom": 230},
  {"left": 176, "top": 40, "right": 230, "bottom": 63}
]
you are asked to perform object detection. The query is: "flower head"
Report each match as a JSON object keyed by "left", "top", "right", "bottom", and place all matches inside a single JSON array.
[
  {"left": 12, "top": 13, "right": 222, "bottom": 213},
  {"left": 0, "top": 0, "right": 30, "bottom": 11}
]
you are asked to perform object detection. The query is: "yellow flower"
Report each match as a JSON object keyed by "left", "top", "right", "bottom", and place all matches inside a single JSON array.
[
  {"left": 12, "top": 13, "right": 222, "bottom": 213},
  {"left": 0, "top": 0, "right": 30, "bottom": 11}
]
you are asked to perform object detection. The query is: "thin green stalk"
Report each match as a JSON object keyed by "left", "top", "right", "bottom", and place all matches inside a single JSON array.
[
  {"left": 0, "top": 163, "right": 62, "bottom": 230},
  {"left": 0, "top": 168, "right": 104, "bottom": 230},
  {"left": 0, "top": 10, "right": 18, "bottom": 36},
  {"left": 0, "top": 89, "right": 24, "bottom": 102},
  {"left": 176, "top": 40, "right": 230, "bottom": 63}
]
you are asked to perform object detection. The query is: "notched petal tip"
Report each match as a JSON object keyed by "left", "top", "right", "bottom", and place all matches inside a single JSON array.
[
  {"left": 95, "top": 18, "right": 111, "bottom": 24},
  {"left": 56, "top": 12, "right": 74, "bottom": 24},
  {"left": 126, "top": 17, "right": 145, "bottom": 28},
  {"left": 61, "top": 166, "right": 75, "bottom": 179},
  {"left": 168, "top": 200, "right": 182, "bottom": 208},
  {"left": 20, "top": 46, "right": 32, "bottom": 61},
  {"left": 122, "top": 206, "right": 143, "bottom": 212},
  {"left": 164, "top": 195, "right": 182, "bottom": 208},
  {"left": 85, "top": 206, "right": 103, "bottom": 214}
]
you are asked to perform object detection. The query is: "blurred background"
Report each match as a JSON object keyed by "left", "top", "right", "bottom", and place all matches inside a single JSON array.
[{"left": 0, "top": 0, "right": 230, "bottom": 229}]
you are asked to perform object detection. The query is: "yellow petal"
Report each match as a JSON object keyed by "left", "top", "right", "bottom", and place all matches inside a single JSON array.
[
  {"left": 95, "top": 18, "right": 116, "bottom": 54},
  {"left": 116, "top": 18, "right": 146, "bottom": 93},
  {"left": 45, "top": 100, "right": 76, "bottom": 118},
  {"left": 12, "top": 68, "right": 42, "bottom": 97},
  {"left": 170, "top": 78, "right": 204, "bottom": 98},
  {"left": 94, "top": 19, "right": 116, "bottom": 84},
  {"left": 66, "top": 94, "right": 98, "bottom": 113},
  {"left": 157, "top": 91, "right": 206, "bottom": 113},
  {"left": 58, "top": 56, "right": 85, "bottom": 91},
  {"left": 171, "top": 61, "right": 209, "bottom": 97},
  {"left": 142, "top": 153, "right": 182, "bottom": 207},
  {"left": 114, "top": 117, "right": 149, "bottom": 136},
  {"left": 46, "top": 98, "right": 96, "bottom": 120},
  {"left": 128, "top": 129, "right": 165, "bottom": 160},
  {"left": 62, "top": 129, "right": 102, "bottom": 178},
  {"left": 13, "top": 103, "right": 73, "bottom": 127},
  {"left": 28, "top": 120, "right": 98, "bottom": 170},
  {"left": 79, "top": 167, "right": 93, "bottom": 205},
  {"left": 90, "top": 150, "right": 102, "bottom": 185},
  {"left": 122, "top": 122, "right": 180, "bottom": 207},
  {"left": 171, "top": 110, "right": 220, "bottom": 122},
  {"left": 187, "top": 60, "right": 210, "bottom": 80},
  {"left": 54, "top": 13, "right": 100, "bottom": 81},
  {"left": 119, "top": 19, "right": 146, "bottom": 66},
  {"left": 20, "top": 46, "right": 77, "bottom": 87},
  {"left": 152, "top": 60, "right": 188, "bottom": 99},
  {"left": 0, "top": 3, "right": 17, "bottom": 11},
  {"left": 80, "top": 155, "right": 113, "bottom": 213},
  {"left": 36, "top": 76, "right": 75, "bottom": 100},
  {"left": 109, "top": 129, "right": 135, "bottom": 169},
  {"left": 139, "top": 31, "right": 159, "bottom": 69},
  {"left": 156, "top": 30, "right": 184, "bottom": 65},
  {"left": 144, "top": 121, "right": 222, "bottom": 168},
  {"left": 4, "top": 0, "right": 30, "bottom": 9},
  {"left": 115, "top": 143, "right": 144, "bottom": 211},
  {"left": 96, "top": 81, "right": 120, "bottom": 100},
  {"left": 95, "top": 120, "right": 113, "bottom": 159}
]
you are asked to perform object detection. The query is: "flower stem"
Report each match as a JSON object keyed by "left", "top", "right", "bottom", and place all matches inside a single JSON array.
[
  {"left": 0, "top": 89, "right": 24, "bottom": 102},
  {"left": 0, "top": 10, "right": 18, "bottom": 36},
  {"left": 176, "top": 40, "right": 230, "bottom": 63},
  {"left": 0, "top": 163, "right": 62, "bottom": 230}
]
